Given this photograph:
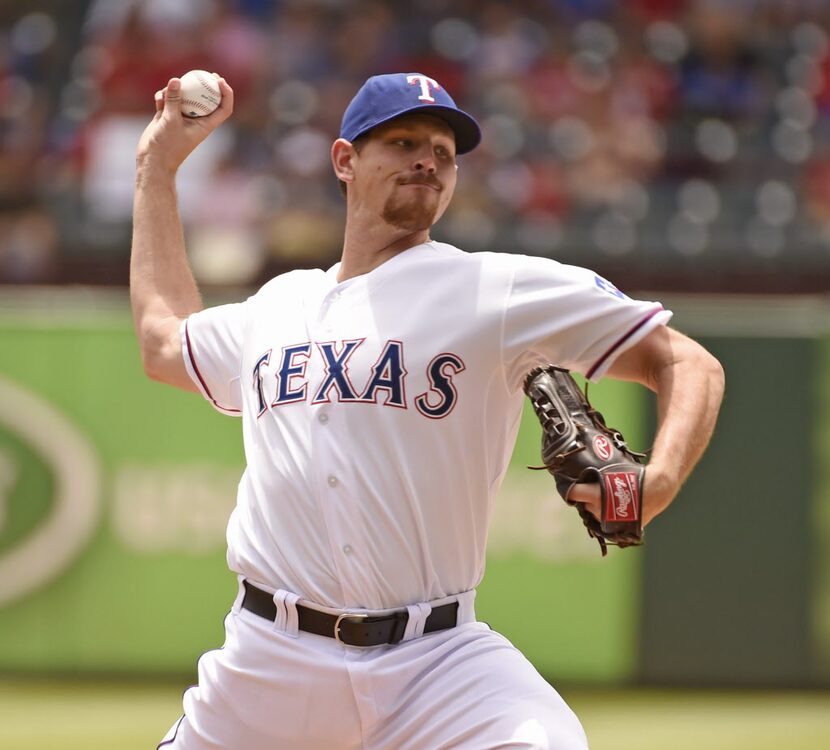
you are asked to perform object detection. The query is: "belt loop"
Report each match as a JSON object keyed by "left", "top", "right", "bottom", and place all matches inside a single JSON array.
[
  {"left": 231, "top": 575, "right": 246, "bottom": 614},
  {"left": 454, "top": 590, "right": 477, "bottom": 625},
  {"left": 273, "top": 590, "right": 300, "bottom": 637},
  {"left": 402, "top": 602, "right": 432, "bottom": 642}
]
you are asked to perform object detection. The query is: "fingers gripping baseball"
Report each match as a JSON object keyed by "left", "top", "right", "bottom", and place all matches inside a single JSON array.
[
  {"left": 137, "top": 74, "right": 234, "bottom": 174},
  {"left": 162, "top": 77, "right": 184, "bottom": 116}
]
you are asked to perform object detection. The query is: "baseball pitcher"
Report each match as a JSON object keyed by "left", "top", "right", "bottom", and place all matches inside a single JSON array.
[{"left": 132, "top": 72, "right": 724, "bottom": 750}]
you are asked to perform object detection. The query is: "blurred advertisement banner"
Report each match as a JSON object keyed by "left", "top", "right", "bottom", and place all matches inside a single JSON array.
[{"left": 0, "top": 375, "right": 101, "bottom": 605}]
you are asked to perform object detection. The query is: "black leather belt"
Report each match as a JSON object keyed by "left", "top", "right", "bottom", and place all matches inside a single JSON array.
[{"left": 241, "top": 580, "right": 459, "bottom": 647}]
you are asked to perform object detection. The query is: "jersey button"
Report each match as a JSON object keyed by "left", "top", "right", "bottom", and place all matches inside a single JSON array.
[
  {"left": 342, "top": 544, "right": 353, "bottom": 555},
  {"left": 327, "top": 475, "right": 338, "bottom": 487},
  {"left": 318, "top": 413, "right": 329, "bottom": 424}
]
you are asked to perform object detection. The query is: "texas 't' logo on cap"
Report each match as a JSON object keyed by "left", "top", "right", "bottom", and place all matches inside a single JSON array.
[{"left": 407, "top": 74, "right": 441, "bottom": 102}]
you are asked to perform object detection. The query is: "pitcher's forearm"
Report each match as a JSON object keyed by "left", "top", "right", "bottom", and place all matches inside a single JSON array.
[
  {"left": 606, "top": 326, "right": 725, "bottom": 524},
  {"left": 645, "top": 340, "right": 724, "bottom": 517},
  {"left": 130, "top": 164, "right": 202, "bottom": 385},
  {"left": 129, "top": 75, "right": 234, "bottom": 390},
  {"left": 131, "top": 165, "right": 202, "bottom": 325}
]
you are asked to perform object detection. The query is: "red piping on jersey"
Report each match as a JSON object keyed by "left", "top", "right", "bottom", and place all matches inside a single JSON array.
[
  {"left": 185, "top": 321, "right": 241, "bottom": 414},
  {"left": 586, "top": 306, "right": 664, "bottom": 381}
]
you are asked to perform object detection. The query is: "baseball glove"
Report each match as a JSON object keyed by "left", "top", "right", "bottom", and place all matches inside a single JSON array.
[{"left": 523, "top": 366, "right": 646, "bottom": 556}]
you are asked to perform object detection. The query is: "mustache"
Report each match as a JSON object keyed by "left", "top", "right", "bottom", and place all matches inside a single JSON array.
[{"left": 397, "top": 173, "right": 443, "bottom": 191}]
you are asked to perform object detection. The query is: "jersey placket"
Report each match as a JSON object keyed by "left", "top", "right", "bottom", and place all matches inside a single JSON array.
[{"left": 309, "top": 284, "right": 367, "bottom": 605}]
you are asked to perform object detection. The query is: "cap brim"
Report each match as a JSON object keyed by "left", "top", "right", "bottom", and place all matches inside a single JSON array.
[{"left": 353, "top": 104, "right": 482, "bottom": 155}]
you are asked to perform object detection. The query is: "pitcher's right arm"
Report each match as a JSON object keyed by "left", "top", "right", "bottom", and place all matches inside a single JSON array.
[{"left": 130, "top": 75, "right": 234, "bottom": 390}]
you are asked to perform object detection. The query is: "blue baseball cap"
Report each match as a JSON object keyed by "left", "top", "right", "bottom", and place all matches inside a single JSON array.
[{"left": 340, "top": 73, "right": 481, "bottom": 154}]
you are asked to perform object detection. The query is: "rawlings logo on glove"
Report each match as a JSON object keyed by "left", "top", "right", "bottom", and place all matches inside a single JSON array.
[{"left": 523, "top": 366, "right": 646, "bottom": 556}]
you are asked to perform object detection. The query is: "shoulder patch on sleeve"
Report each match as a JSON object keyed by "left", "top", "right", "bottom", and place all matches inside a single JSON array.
[{"left": 594, "top": 275, "right": 628, "bottom": 300}]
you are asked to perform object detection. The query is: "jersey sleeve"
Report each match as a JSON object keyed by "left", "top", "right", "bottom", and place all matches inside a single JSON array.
[
  {"left": 180, "top": 302, "right": 247, "bottom": 416},
  {"left": 502, "top": 255, "right": 672, "bottom": 390}
]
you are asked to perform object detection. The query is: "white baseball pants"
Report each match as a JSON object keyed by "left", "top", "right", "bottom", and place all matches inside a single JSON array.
[{"left": 158, "top": 583, "right": 589, "bottom": 750}]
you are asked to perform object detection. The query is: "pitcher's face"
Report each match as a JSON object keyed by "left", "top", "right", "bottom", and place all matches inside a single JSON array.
[{"left": 349, "top": 114, "right": 458, "bottom": 233}]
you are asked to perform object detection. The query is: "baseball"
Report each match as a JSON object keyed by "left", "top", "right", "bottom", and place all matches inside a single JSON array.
[{"left": 179, "top": 70, "right": 221, "bottom": 118}]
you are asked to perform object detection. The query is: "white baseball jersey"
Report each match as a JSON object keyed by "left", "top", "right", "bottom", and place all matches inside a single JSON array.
[{"left": 181, "top": 241, "right": 671, "bottom": 611}]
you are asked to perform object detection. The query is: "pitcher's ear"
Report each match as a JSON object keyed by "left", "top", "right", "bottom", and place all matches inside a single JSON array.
[{"left": 332, "top": 138, "right": 358, "bottom": 185}]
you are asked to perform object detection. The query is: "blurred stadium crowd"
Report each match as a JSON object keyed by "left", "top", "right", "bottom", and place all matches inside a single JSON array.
[{"left": 2, "top": 0, "right": 830, "bottom": 291}]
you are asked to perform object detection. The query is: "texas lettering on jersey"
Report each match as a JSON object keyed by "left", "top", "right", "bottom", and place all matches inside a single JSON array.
[{"left": 252, "top": 339, "right": 466, "bottom": 420}]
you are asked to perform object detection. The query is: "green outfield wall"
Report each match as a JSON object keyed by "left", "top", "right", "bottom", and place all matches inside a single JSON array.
[
  {"left": 0, "top": 290, "right": 828, "bottom": 687},
  {"left": 636, "top": 297, "right": 830, "bottom": 688}
]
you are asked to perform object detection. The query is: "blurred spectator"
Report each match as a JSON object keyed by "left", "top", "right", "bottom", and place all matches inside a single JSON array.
[
  {"left": 0, "top": 206, "right": 57, "bottom": 283},
  {"left": 677, "top": 4, "right": 769, "bottom": 121},
  {"left": 186, "top": 154, "right": 268, "bottom": 287}
]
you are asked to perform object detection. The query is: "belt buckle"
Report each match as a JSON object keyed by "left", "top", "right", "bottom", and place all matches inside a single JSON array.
[{"left": 334, "top": 612, "right": 368, "bottom": 645}]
